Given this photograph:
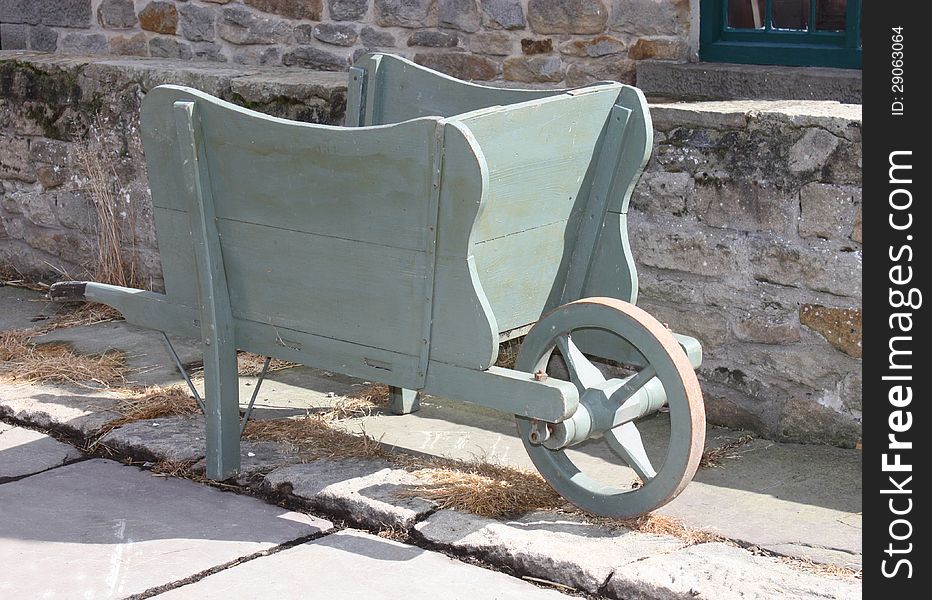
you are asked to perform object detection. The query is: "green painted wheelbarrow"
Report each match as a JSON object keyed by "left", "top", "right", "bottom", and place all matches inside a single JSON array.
[{"left": 51, "top": 54, "right": 705, "bottom": 517}]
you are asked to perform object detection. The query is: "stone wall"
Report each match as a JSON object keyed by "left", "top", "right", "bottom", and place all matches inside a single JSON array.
[
  {"left": 0, "top": 54, "right": 861, "bottom": 447},
  {"left": 0, "top": 0, "right": 692, "bottom": 86}
]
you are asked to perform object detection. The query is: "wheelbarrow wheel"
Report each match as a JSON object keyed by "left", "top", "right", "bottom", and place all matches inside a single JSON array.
[{"left": 515, "top": 297, "right": 705, "bottom": 518}]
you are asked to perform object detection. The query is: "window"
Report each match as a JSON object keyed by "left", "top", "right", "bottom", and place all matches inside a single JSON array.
[{"left": 700, "top": 0, "right": 861, "bottom": 68}]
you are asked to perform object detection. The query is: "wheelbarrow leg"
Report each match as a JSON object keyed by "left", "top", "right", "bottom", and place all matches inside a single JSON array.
[{"left": 388, "top": 386, "right": 420, "bottom": 415}]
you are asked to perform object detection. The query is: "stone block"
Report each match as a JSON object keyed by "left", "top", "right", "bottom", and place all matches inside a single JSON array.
[
  {"left": 374, "top": 0, "right": 436, "bottom": 28},
  {"left": 695, "top": 178, "right": 793, "bottom": 233},
  {"left": 564, "top": 56, "right": 635, "bottom": 85},
  {"left": 265, "top": 458, "right": 437, "bottom": 528},
  {"left": 39, "top": 0, "right": 92, "bottom": 29},
  {"left": 800, "top": 304, "right": 861, "bottom": 358},
  {"left": 439, "top": 0, "right": 482, "bottom": 32},
  {"left": 470, "top": 31, "right": 512, "bottom": 55},
  {"left": 0, "top": 0, "right": 40, "bottom": 25},
  {"left": 408, "top": 30, "right": 460, "bottom": 48},
  {"left": 0, "top": 136, "right": 35, "bottom": 183},
  {"left": 28, "top": 24, "right": 59, "bottom": 51},
  {"left": 503, "top": 55, "right": 563, "bottom": 83},
  {"left": 415, "top": 509, "right": 686, "bottom": 595},
  {"left": 414, "top": 52, "right": 500, "bottom": 81},
  {"left": 98, "top": 416, "right": 207, "bottom": 463},
  {"left": 0, "top": 382, "right": 124, "bottom": 438},
  {"left": 749, "top": 238, "right": 861, "bottom": 298},
  {"left": 59, "top": 32, "right": 108, "bottom": 54},
  {"left": 0, "top": 426, "right": 83, "bottom": 481},
  {"left": 0, "top": 23, "right": 27, "bottom": 50},
  {"left": 611, "top": 0, "right": 689, "bottom": 36},
  {"left": 627, "top": 36, "right": 684, "bottom": 60},
  {"left": 307, "top": 23, "right": 358, "bottom": 47},
  {"left": 138, "top": 1, "right": 179, "bottom": 35},
  {"left": 97, "top": 0, "right": 137, "bottom": 29},
  {"left": 631, "top": 171, "right": 691, "bottom": 215},
  {"left": 558, "top": 34, "right": 624, "bottom": 57},
  {"left": 149, "top": 36, "right": 193, "bottom": 59},
  {"left": 481, "top": 0, "right": 526, "bottom": 29},
  {"left": 520, "top": 37, "right": 553, "bottom": 54},
  {"left": 219, "top": 5, "right": 290, "bottom": 45},
  {"left": 110, "top": 32, "right": 149, "bottom": 56},
  {"left": 360, "top": 26, "right": 396, "bottom": 48},
  {"left": 631, "top": 216, "right": 741, "bottom": 277},
  {"left": 788, "top": 127, "right": 839, "bottom": 174},
  {"left": 179, "top": 2, "right": 216, "bottom": 42},
  {"left": 850, "top": 205, "right": 861, "bottom": 243},
  {"left": 732, "top": 309, "right": 801, "bottom": 344},
  {"left": 245, "top": 0, "right": 323, "bottom": 20},
  {"left": 329, "top": 0, "right": 369, "bottom": 21},
  {"left": 798, "top": 182, "right": 861, "bottom": 240},
  {"left": 282, "top": 46, "right": 350, "bottom": 71},
  {"left": 527, "top": 0, "right": 608, "bottom": 34}
]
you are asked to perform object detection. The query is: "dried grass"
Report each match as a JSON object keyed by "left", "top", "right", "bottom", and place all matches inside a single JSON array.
[
  {"left": 494, "top": 337, "right": 522, "bottom": 369},
  {"left": 94, "top": 386, "right": 200, "bottom": 441},
  {"left": 323, "top": 383, "right": 389, "bottom": 421},
  {"left": 236, "top": 352, "right": 300, "bottom": 376},
  {"left": 0, "top": 329, "right": 125, "bottom": 388},
  {"left": 242, "top": 417, "right": 390, "bottom": 462},
  {"left": 779, "top": 556, "right": 862, "bottom": 581},
  {"left": 699, "top": 434, "right": 754, "bottom": 469}
]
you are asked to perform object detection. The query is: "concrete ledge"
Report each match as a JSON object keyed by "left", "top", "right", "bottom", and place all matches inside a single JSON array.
[{"left": 637, "top": 61, "right": 862, "bottom": 104}]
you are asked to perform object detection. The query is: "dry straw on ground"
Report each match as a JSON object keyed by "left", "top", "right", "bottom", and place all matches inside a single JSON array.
[
  {"left": 699, "top": 434, "right": 755, "bottom": 469},
  {"left": 0, "top": 329, "right": 125, "bottom": 388},
  {"left": 93, "top": 386, "right": 200, "bottom": 442}
]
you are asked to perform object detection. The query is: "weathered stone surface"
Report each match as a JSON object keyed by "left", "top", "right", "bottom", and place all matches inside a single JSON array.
[
  {"left": 330, "top": 0, "right": 369, "bottom": 21},
  {"left": 520, "top": 37, "right": 552, "bottom": 54},
  {"left": 632, "top": 215, "right": 741, "bottom": 276},
  {"left": 191, "top": 41, "right": 228, "bottom": 62},
  {"left": 527, "top": 0, "right": 608, "bottom": 34},
  {"left": 439, "top": 0, "right": 482, "bottom": 32},
  {"left": 375, "top": 0, "right": 436, "bottom": 28},
  {"left": 850, "top": 205, "right": 862, "bottom": 243},
  {"left": 564, "top": 56, "right": 635, "bottom": 85},
  {"left": 231, "top": 45, "right": 283, "bottom": 65},
  {"left": 59, "top": 32, "right": 108, "bottom": 53},
  {"left": 503, "top": 55, "right": 562, "bottom": 83},
  {"left": 0, "top": 381, "right": 123, "bottom": 438},
  {"left": 800, "top": 305, "right": 862, "bottom": 358},
  {"left": 219, "top": 5, "right": 290, "bottom": 45},
  {"left": 0, "top": 425, "right": 83, "bottom": 480},
  {"left": 303, "top": 23, "right": 358, "bottom": 47},
  {"left": 110, "top": 32, "right": 149, "bottom": 56},
  {"left": 138, "top": 1, "right": 178, "bottom": 34},
  {"left": 245, "top": 0, "right": 323, "bottom": 20},
  {"left": 559, "top": 34, "right": 624, "bottom": 57},
  {"left": 149, "top": 35, "right": 193, "bottom": 59},
  {"left": 627, "top": 36, "right": 683, "bottom": 60},
  {"left": 789, "top": 128, "right": 840, "bottom": 173},
  {"left": 0, "top": 136, "right": 34, "bottom": 182},
  {"left": 749, "top": 238, "right": 861, "bottom": 298},
  {"left": 470, "top": 30, "right": 512, "bottom": 55},
  {"left": 97, "top": 0, "right": 137, "bottom": 29},
  {"left": 611, "top": 0, "right": 689, "bottom": 36},
  {"left": 696, "top": 179, "right": 793, "bottom": 233},
  {"left": 265, "top": 458, "right": 437, "bottom": 528},
  {"left": 0, "top": 23, "right": 26, "bottom": 50},
  {"left": 631, "top": 171, "right": 690, "bottom": 215},
  {"left": 733, "top": 309, "right": 801, "bottom": 344},
  {"left": 28, "top": 25, "right": 59, "bottom": 51},
  {"left": 481, "top": 0, "right": 526, "bottom": 29},
  {"left": 37, "top": 0, "right": 93, "bottom": 28},
  {"left": 799, "top": 183, "right": 861, "bottom": 240},
  {"left": 408, "top": 30, "right": 460, "bottom": 48},
  {"left": 0, "top": 459, "right": 332, "bottom": 599},
  {"left": 414, "top": 52, "right": 499, "bottom": 80},
  {"left": 360, "top": 26, "right": 396, "bottom": 47},
  {"left": 282, "top": 46, "right": 350, "bottom": 71},
  {"left": 415, "top": 510, "right": 686, "bottom": 594},
  {"left": 608, "top": 541, "right": 859, "bottom": 599},
  {"left": 179, "top": 2, "right": 216, "bottom": 41},
  {"left": 99, "top": 416, "right": 207, "bottom": 463}
]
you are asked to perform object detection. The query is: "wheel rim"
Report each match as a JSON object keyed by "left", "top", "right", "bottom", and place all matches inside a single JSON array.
[{"left": 516, "top": 298, "right": 705, "bottom": 517}]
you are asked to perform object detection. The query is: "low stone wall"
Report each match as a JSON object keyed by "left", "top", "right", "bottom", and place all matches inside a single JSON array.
[
  {"left": 0, "top": 0, "right": 693, "bottom": 86},
  {"left": 0, "top": 53, "right": 861, "bottom": 447}
]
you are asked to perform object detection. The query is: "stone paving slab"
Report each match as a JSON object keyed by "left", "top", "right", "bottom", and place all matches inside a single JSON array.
[
  {"left": 154, "top": 529, "right": 572, "bottom": 600},
  {"left": 0, "top": 459, "right": 332, "bottom": 599},
  {"left": 98, "top": 416, "right": 207, "bottom": 463},
  {"left": 265, "top": 458, "right": 437, "bottom": 529},
  {"left": 0, "top": 424, "right": 83, "bottom": 481},
  {"left": 0, "top": 381, "right": 123, "bottom": 437},
  {"left": 414, "top": 509, "right": 686, "bottom": 595},
  {"left": 606, "top": 541, "right": 860, "bottom": 600},
  {"left": 0, "top": 285, "right": 55, "bottom": 331},
  {"left": 192, "top": 440, "right": 307, "bottom": 485}
]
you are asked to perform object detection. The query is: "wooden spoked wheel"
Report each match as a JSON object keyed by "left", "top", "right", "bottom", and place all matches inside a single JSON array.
[{"left": 516, "top": 298, "right": 705, "bottom": 517}]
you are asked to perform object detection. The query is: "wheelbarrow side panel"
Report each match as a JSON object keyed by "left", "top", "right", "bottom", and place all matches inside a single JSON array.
[
  {"left": 139, "top": 85, "right": 445, "bottom": 387},
  {"left": 349, "top": 53, "right": 566, "bottom": 126}
]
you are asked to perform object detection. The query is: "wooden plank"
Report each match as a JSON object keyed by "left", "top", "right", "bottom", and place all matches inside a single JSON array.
[
  {"left": 606, "top": 86, "right": 653, "bottom": 214},
  {"left": 423, "top": 363, "right": 579, "bottom": 423},
  {"left": 581, "top": 211, "right": 638, "bottom": 304},
  {"left": 360, "top": 53, "right": 565, "bottom": 125},
  {"left": 344, "top": 66, "right": 367, "bottom": 127},
  {"left": 172, "top": 100, "right": 240, "bottom": 480},
  {"left": 141, "top": 85, "right": 441, "bottom": 252},
  {"left": 452, "top": 87, "right": 622, "bottom": 243},
  {"left": 80, "top": 283, "right": 424, "bottom": 388}
]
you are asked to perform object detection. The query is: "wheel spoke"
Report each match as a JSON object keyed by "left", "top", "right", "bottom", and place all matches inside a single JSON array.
[
  {"left": 555, "top": 334, "right": 605, "bottom": 391},
  {"left": 605, "top": 422, "right": 657, "bottom": 482}
]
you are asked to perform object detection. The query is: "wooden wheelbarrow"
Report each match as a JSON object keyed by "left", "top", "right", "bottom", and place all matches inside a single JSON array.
[{"left": 51, "top": 53, "right": 705, "bottom": 517}]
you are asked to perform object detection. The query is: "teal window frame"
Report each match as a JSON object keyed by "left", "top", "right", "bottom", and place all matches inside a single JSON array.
[{"left": 699, "top": 0, "right": 862, "bottom": 69}]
